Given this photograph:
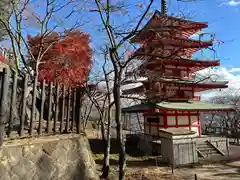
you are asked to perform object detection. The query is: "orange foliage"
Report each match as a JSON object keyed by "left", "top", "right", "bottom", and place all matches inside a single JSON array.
[
  {"left": 28, "top": 30, "right": 92, "bottom": 87},
  {"left": 137, "top": 4, "right": 143, "bottom": 8}
]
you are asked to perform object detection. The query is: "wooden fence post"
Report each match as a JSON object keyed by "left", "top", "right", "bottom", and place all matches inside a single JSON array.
[
  {"left": 0, "top": 68, "right": 10, "bottom": 147},
  {"left": 53, "top": 83, "right": 59, "bottom": 133},
  {"left": 75, "top": 88, "right": 82, "bottom": 134},
  {"left": 65, "top": 87, "right": 71, "bottom": 133},
  {"left": 60, "top": 86, "right": 66, "bottom": 133},
  {"left": 8, "top": 71, "right": 17, "bottom": 137},
  {"left": 47, "top": 82, "right": 53, "bottom": 134},
  {"left": 20, "top": 74, "right": 28, "bottom": 137},
  {"left": 30, "top": 74, "right": 38, "bottom": 135},
  {"left": 38, "top": 80, "right": 45, "bottom": 135},
  {"left": 71, "top": 88, "right": 76, "bottom": 131}
]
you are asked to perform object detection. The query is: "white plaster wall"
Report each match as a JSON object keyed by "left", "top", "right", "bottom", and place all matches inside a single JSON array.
[
  {"left": 167, "top": 116, "right": 176, "bottom": 125},
  {"left": 178, "top": 116, "right": 188, "bottom": 125},
  {"left": 159, "top": 116, "right": 164, "bottom": 125},
  {"left": 190, "top": 115, "right": 198, "bottom": 125},
  {"left": 145, "top": 124, "right": 150, "bottom": 134},
  {"left": 144, "top": 116, "right": 163, "bottom": 136},
  {"left": 150, "top": 125, "right": 159, "bottom": 136},
  {"left": 184, "top": 91, "right": 193, "bottom": 98},
  {"left": 191, "top": 126, "right": 199, "bottom": 135}
]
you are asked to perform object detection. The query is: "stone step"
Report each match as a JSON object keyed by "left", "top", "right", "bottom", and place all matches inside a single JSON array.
[
  {"left": 156, "top": 156, "right": 162, "bottom": 166},
  {"left": 200, "top": 150, "right": 219, "bottom": 155},
  {"left": 197, "top": 148, "right": 221, "bottom": 156},
  {"left": 197, "top": 146, "right": 215, "bottom": 151},
  {"left": 197, "top": 144, "right": 211, "bottom": 148},
  {"left": 197, "top": 147, "right": 217, "bottom": 151},
  {"left": 203, "top": 152, "right": 222, "bottom": 157}
]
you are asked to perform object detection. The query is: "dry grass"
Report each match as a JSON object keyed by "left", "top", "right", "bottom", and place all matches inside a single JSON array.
[
  {"left": 86, "top": 129, "right": 240, "bottom": 180},
  {"left": 125, "top": 168, "right": 182, "bottom": 180}
]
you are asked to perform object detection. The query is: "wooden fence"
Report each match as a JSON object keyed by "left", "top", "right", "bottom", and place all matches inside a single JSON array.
[{"left": 0, "top": 68, "right": 83, "bottom": 141}]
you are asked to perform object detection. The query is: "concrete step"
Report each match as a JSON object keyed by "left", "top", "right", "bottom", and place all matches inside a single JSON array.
[
  {"left": 201, "top": 150, "right": 219, "bottom": 155},
  {"left": 197, "top": 147, "right": 216, "bottom": 151},
  {"left": 197, "top": 147, "right": 218, "bottom": 152},
  {"left": 203, "top": 152, "right": 222, "bottom": 157},
  {"left": 197, "top": 148, "right": 222, "bottom": 157},
  {"left": 156, "top": 156, "right": 162, "bottom": 166},
  {"left": 197, "top": 143, "right": 223, "bottom": 158},
  {"left": 197, "top": 146, "right": 210, "bottom": 149},
  {"left": 197, "top": 144, "right": 211, "bottom": 148}
]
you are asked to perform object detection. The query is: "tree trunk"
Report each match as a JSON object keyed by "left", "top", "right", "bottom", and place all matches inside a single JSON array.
[
  {"left": 113, "top": 75, "right": 126, "bottom": 180},
  {"left": 99, "top": 111, "right": 110, "bottom": 179},
  {"left": 102, "top": 106, "right": 111, "bottom": 171},
  {"left": 0, "top": 68, "right": 9, "bottom": 147}
]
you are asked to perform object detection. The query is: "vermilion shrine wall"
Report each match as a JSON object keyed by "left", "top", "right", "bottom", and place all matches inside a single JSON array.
[{"left": 144, "top": 110, "right": 201, "bottom": 137}]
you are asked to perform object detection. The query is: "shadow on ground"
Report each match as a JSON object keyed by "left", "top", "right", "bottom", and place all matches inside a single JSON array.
[
  {"left": 206, "top": 163, "right": 240, "bottom": 179},
  {"left": 89, "top": 137, "right": 158, "bottom": 168},
  {"left": 89, "top": 138, "right": 120, "bottom": 154},
  {"left": 88, "top": 136, "right": 146, "bottom": 157},
  {"left": 94, "top": 158, "right": 157, "bottom": 168}
]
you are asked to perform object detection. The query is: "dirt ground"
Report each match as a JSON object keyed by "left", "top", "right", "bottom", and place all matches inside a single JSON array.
[{"left": 86, "top": 129, "right": 240, "bottom": 180}]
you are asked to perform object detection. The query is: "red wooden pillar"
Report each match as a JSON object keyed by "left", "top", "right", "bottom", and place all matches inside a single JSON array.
[
  {"left": 191, "top": 88, "right": 194, "bottom": 99},
  {"left": 164, "top": 111, "right": 168, "bottom": 128},
  {"left": 197, "top": 111, "right": 201, "bottom": 136},
  {"left": 175, "top": 111, "right": 179, "bottom": 128},
  {"left": 188, "top": 111, "right": 191, "bottom": 131}
]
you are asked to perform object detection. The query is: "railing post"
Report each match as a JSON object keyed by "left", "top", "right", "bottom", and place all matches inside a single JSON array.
[
  {"left": 71, "top": 88, "right": 76, "bottom": 131},
  {"left": 75, "top": 87, "right": 82, "bottom": 134},
  {"left": 47, "top": 82, "right": 53, "bottom": 134},
  {"left": 8, "top": 71, "right": 17, "bottom": 137},
  {"left": 29, "top": 73, "right": 38, "bottom": 135},
  {"left": 226, "top": 138, "right": 230, "bottom": 156},
  {"left": 38, "top": 80, "right": 45, "bottom": 135},
  {"left": 0, "top": 68, "right": 10, "bottom": 147},
  {"left": 60, "top": 85, "right": 66, "bottom": 133},
  {"left": 19, "top": 74, "right": 28, "bottom": 137}
]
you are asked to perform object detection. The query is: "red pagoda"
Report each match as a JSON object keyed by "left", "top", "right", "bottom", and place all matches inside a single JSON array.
[{"left": 122, "top": 10, "right": 235, "bottom": 137}]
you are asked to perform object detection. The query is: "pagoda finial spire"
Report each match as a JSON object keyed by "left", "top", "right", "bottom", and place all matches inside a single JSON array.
[{"left": 161, "top": 0, "right": 167, "bottom": 14}]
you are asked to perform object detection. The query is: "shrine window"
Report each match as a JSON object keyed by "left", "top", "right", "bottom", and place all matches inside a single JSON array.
[
  {"left": 172, "top": 70, "right": 181, "bottom": 77},
  {"left": 178, "top": 90, "right": 184, "bottom": 98},
  {"left": 146, "top": 117, "right": 159, "bottom": 123}
]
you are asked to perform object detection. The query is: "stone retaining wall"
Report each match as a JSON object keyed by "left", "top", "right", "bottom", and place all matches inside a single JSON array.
[{"left": 0, "top": 134, "right": 99, "bottom": 180}]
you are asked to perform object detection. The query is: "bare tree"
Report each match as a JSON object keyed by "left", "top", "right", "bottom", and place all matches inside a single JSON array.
[
  {"left": 90, "top": 1, "right": 154, "bottom": 179},
  {"left": 0, "top": 0, "right": 86, "bottom": 75},
  {"left": 209, "top": 89, "right": 240, "bottom": 143},
  {"left": 0, "top": 0, "right": 11, "bottom": 40},
  {"left": 0, "top": 0, "right": 88, "bottom": 144},
  {"left": 85, "top": 47, "right": 115, "bottom": 179},
  {"left": 89, "top": 0, "right": 219, "bottom": 179}
]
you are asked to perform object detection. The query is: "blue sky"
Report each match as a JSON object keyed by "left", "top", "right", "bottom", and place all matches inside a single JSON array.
[
  {"left": 83, "top": 0, "right": 240, "bottom": 92},
  {"left": 169, "top": 0, "right": 240, "bottom": 69},
  {"left": 88, "top": 0, "right": 240, "bottom": 99},
  {"left": 81, "top": 0, "right": 240, "bottom": 67},
  {"left": 2, "top": 0, "right": 240, "bottom": 97},
  {"left": 4, "top": 0, "right": 240, "bottom": 69}
]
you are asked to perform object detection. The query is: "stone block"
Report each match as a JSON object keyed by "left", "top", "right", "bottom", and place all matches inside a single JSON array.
[{"left": 0, "top": 135, "right": 99, "bottom": 180}]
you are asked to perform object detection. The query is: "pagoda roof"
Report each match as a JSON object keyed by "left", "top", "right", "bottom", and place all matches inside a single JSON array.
[
  {"left": 122, "top": 78, "right": 228, "bottom": 95},
  {"left": 121, "top": 101, "right": 235, "bottom": 113},
  {"left": 129, "top": 77, "right": 228, "bottom": 86},
  {"left": 132, "top": 46, "right": 207, "bottom": 61},
  {"left": 137, "top": 58, "right": 220, "bottom": 74},
  {"left": 131, "top": 10, "right": 208, "bottom": 43},
  {"left": 140, "top": 35, "right": 213, "bottom": 49},
  {"left": 141, "top": 58, "right": 220, "bottom": 68}
]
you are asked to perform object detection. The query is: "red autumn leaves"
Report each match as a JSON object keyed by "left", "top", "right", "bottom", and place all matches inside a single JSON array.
[{"left": 27, "top": 30, "right": 92, "bottom": 87}]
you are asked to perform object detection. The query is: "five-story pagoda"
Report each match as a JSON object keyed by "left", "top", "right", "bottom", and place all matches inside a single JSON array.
[{"left": 121, "top": 10, "right": 235, "bottom": 137}]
